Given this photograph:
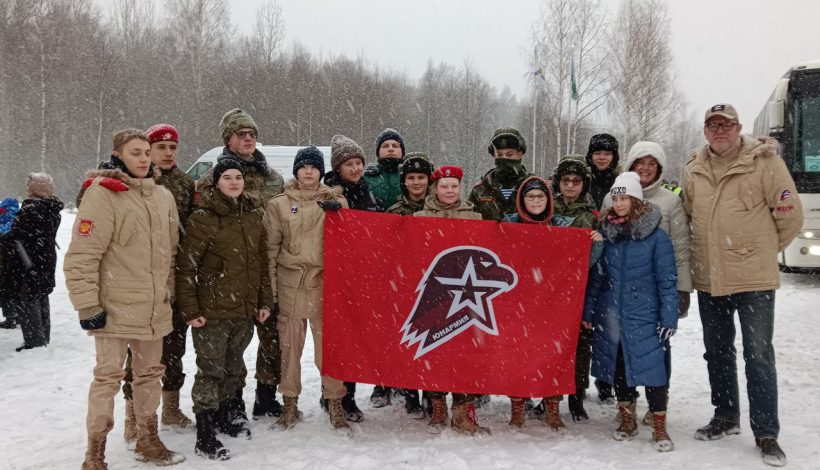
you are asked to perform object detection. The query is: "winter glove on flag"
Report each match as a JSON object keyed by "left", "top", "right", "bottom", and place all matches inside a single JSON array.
[
  {"left": 317, "top": 200, "right": 342, "bottom": 212},
  {"left": 80, "top": 311, "right": 108, "bottom": 330},
  {"left": 657, "top": 326, "right": 676, "bottom": 341}
]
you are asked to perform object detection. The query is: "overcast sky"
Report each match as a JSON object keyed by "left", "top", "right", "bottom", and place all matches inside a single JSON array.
[{"left": 221, "top": 0, "right": 819, "bottom": 128}]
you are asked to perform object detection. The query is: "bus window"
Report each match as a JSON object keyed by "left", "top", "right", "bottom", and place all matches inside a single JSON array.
[
  {"left": 187, "top": 161, "right": 213, "bottom": 180},
  {"left": 796, "top": 96, "right": 820, "bottom": 172}
]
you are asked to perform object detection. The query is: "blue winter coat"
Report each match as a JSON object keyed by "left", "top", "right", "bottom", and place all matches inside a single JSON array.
[
  {"left": 583, "top": 203, "right": 678, "bottom": 387},
  {"left": 0, "top": 197, "right": 19, "bottom": 234}
]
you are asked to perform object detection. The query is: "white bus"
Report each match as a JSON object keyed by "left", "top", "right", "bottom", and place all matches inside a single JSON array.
[{"left": 754, "top": 60, "right": 820, "bottom": 272}]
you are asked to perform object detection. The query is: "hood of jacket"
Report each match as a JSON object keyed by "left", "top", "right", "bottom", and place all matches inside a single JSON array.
[
  {"left": 600, "top": 202, "right": 662, "bottom": 242},
  {"left": 514, "top": 176, "right": 554, "bottom": 225}
]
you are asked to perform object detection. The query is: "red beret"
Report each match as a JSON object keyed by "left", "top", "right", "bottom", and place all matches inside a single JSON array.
[
  {"left": 146, "top": 124, "right": 179, "bottom": 144},
  {"left": 431, "top": 165, "right": 464, "bottom": 182}
]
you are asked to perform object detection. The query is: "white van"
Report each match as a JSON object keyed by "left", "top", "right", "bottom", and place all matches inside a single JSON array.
[{"left": 186, "top": 145, "right": 331, "bottom": 181}]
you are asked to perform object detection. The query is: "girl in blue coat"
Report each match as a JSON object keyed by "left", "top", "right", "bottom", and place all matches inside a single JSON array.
[{"left": 583, "top": 172, "right": 678, "bottom": 452}]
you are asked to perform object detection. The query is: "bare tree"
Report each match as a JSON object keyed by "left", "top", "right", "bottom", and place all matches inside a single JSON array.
[{"left": 249, "top": 0, "right": 285, "bottom": 65}]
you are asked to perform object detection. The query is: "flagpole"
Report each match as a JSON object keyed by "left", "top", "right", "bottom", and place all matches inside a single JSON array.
[
  {"left": 531, "top": 48, "right": 538, "bottom": 174},
  {"left": 565, "top": 58, "right": 572, "bottom": 156}
]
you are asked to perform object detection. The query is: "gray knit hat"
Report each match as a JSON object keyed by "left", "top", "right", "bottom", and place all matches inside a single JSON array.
[
  {"left": 219, "top": 108, "right": 258, "bottom": 144},
  {"left": 330, "top": 134, "right": 365, "bottom": 171}
]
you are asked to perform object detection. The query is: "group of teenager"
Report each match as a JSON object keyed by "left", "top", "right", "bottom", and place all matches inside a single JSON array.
[{"left": 64, "top": 102, "right": 801, "bottom": 469}]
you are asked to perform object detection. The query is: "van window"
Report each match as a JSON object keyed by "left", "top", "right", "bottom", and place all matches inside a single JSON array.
[{"left": 188, "top": 161, "right": 213, "bottom": 180}]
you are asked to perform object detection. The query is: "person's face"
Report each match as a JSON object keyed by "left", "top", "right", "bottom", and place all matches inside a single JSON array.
[
  {"left": 591, "top": 150, "right": 613, "bottom": 171},
  {"left": 559, "top": 174, "right": 583, "bottom": 202},
  {"left": 494, "top": 148, "right": 524, "bottom": 160},
  {"left": 149, "top": 141, "right": 178, "bottom": 170},
  {"left": 297, "top": 165, "right": 320, "bottom": 189},
  {"left": 435, "top": 177, "right": 461, "bottom": 205},
  {"left": 378, "top": 139, "right": 402, "bottom": 159},
  {"left": 630, "top": 156, "right": 659, "bottom": 188},
  {"left": 227, "top": 128, "right": 258, "bottom": 157},
  {"left": 612, "top": 194, "right": 633, "bottom": 217},
  {"left": 339, "top": 158, "right": 364, "bottom": 183},
  {"left": 216, "top": 169, "right": 244, "bottom": 198},
  {"left": 704, "top": 117, "right": 742, "bottom": 154},
  {"left": 116, "top": 138, "right": 151, "bottom": 178},
  {"left": 404, "top": 173, "right": 429, "bottom": 200},
  {"left": 523, "top": 189, "right": 548, "bottom": 215}
]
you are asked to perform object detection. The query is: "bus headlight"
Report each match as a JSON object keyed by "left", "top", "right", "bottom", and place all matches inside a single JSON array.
[
  {"left": 810, "top": 245, "right": 820, "bottom": 256},
  {"left": 798, "top": 230, "right": 818, "bottom": 240}
]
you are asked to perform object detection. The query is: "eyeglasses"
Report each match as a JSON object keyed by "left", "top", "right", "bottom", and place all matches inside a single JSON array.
[
  {"left": 525, "top": 194, "right": 547, "bottom": 201},
  {"left": 704, "top": 122, "right": 737, "bottom": 132},
  {"left": 234, "top": 129, "right": 258, "bottom": 139},
  {"left": 560, "top": 177, "right": 583, "bottom": 186}
]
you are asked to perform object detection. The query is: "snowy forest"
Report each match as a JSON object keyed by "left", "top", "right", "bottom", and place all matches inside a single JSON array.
[{"left": 0, "top": 0, "right": 700, "bottom": 203}]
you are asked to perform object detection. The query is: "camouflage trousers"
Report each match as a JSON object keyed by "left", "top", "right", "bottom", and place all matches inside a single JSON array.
[
  {"left": 191, "top": 317, "right": 254, "bottom": 414},
  {"left": 254, "top": 311, "right": 281, "bottom": 387},
  {"left": 123, "top": 305, "right": 188, "bottom": 399}
]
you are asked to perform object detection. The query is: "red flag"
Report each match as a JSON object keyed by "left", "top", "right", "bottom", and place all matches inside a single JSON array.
[{"left": 323, "top": 209, "right": 591, "bottom": 398}]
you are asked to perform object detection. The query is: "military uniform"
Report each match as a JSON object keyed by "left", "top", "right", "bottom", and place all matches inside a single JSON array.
[
  {"left": 468, "top": 165, "right": 532, "bottom": 221},
  {"left": 387, "top": 195, "right": 425, "bottom": 216}
]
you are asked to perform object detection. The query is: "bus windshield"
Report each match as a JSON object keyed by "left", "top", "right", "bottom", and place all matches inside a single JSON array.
[{"left": 791, "top": 95, "right": 820, "bottom": 173}]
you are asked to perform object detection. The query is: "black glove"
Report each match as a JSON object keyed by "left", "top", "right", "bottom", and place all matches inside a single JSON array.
[
  {"left": 317, "top": 200, "right": 342, "bottom": 212},
  {"left": 657, "top": 326, "right": 676, "bottom": 341},
  {"left": 80, "top": 311, "right": 107, "bottom": 330}
]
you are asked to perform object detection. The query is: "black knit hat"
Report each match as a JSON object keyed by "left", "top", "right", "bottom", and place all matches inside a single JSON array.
[
  {"left": 585, "top": 133, "right": 620, "bottom": 171},
  {"left": 211, "top": 158, "right": 245, "bottom": 186},
  {"left": 293, "top": 146, "right": 326, "bottom": 178},
  {"left": 375, "top": 128, "right": 405, "bottom": 158},
  {"left": 552, "top": 154, "right": 591, "bottom": 199},
  {"left": 488, "top": 127, "right": 527, "bottom": 156}
]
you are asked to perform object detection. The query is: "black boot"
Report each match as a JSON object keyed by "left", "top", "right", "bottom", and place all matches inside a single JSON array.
[
  {"left": 403, "top": 389, "right": 424, "bottom": 419},
  {"left": 195, "top": 410, "right": 230, "bottom": 460},
  {"left": 217, "top": 393, "right": 251, "bottom": 439},
  {"left": 568, "top": 393, "right": 589, "bottom": 422},
  {"left": 252, "top": 383, "right": 282, "bottom": 419},
  {"left": 0, "top": 316, "right": 17, "bottom": 329},
  {"left": 369, "top": 385, "right": 391, "bottom": 408},
  {"left": 595, "top": 380, "right": 615, "bottom": 404},
  {"left": 342, "top": 382, "right": 364, "bottom": 422}
]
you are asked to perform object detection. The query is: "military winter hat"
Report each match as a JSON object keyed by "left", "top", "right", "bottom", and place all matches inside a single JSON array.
[
  {"left": 145, "top": 124, "right": 179, "bottom": 144},
  {"left": 488, "top": 127, "right": 527, "bottom": 156},
  {"left": 219, "top": 108, "right": 259, "bottom": 144},
  {"left": 293, "top": 146, "right": 326, "bottom": 178},
  {"left": 587, "top": 133, "right": 619, "bottom": 154},
  {"left": 330, "top": 134, "right": 365, "bottom": 171},
  {"left": 400, "top": 152, "right": 434, "bottom": 180},
  {"left": 610, "top": 172, "right": 643, "bottom": 201},
  {"left": 704, "top": 103, "right": 739, "bottom": 123},
  {"left": 553, "top": 154, "right": 592, "bottom": 197},
  {"left": 211, "top": 158, "right": 245, "bottom": 186},
  {"left": 375, "top": 128, "right": 406, "bottom": 158}
]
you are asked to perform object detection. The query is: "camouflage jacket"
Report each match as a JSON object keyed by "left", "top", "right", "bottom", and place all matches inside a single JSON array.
[
  {"left": 157, "top": 166, "right": 195, "bottom": 227},
  {"left": 196, "top": 147, "right": 284, "bottom": 208},
  {"left": 468, "top": 167, "right": 532, "bottom": 221},
  {"left": 386, "top": 195, "right": 425, "bottom": 216},
  {"left": 551, "top": 194, "right": 600, "bottom": 229}
]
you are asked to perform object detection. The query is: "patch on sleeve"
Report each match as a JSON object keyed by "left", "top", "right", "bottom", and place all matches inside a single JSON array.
[
  {"left": 77, "top": 218, "right": 94, "bottom": 237},
  {"left": 779, "top": 189, "right": 792, "bottom": 201}
]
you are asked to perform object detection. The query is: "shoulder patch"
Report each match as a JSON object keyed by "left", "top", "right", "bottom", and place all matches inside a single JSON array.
[
  {"left": 77, "top": 218, "right": 94, "bottom": 237},
  {"left": 96, "top": 177, "right": 129, "bottom": 192}
]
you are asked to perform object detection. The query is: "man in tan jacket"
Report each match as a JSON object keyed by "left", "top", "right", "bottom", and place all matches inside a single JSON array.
[
  {"left": 65, "top": 129, "right": 184, "bottom": 469},
  {"left": 683, "top": 104, "right": 803, "bottom": 467}
]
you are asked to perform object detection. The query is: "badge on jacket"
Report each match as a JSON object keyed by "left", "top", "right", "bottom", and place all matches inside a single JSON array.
[
  {"left": 291, "top": 206, "right": 298, "bottom": 214},
  {"left": 77, "top": 218, "right": 94, "bottom": 237}
]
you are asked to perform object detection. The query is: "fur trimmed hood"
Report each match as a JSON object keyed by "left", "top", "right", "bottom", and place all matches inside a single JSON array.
[{"left": 600, "top": 202, "right": 662, "bottom": 242}]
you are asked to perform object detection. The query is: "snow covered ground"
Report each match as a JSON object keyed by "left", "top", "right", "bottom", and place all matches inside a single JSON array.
[{"left": 2, "top": 211, "right": 819, "bottom": 470}]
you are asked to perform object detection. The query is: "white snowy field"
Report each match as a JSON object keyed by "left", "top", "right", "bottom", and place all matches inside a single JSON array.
[{"left": 2, "top": 211, "right": 819, "bottom": 470}]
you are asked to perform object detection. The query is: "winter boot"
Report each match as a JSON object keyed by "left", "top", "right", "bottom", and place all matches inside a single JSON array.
[
  {"left": 544, "top": 399, "right": 566, "bottom": 431},
  {"left": 217, "top": 395, "right": 251, "bottom": 439},
  {"left": 651, "top": 411, "right": 674, "bottom": 452},
  {"left": 428, "top": 397, "right": 449, "bottom": 433},
  {"left": 328, "top": 398, "right": 350, "bottom": 430},
  {"left": 568, "top": 393, "right": 589, "bottom": 423},
  {"left": 342, "top": 382, "right": 364, "bottom": 422},
  {"left": 404, "top": 390, "right": 425, "bottom": 419},
  {"left": 642, "top": 409, "right": 654, "bottom": 426},
  {"left": 596, "top": 380, "right": 615, "bottom": 404},
  {"left": 161, "top": 391, "right": 193, "bottom": 428},
  {"left": 275, "top": 396, "right": 302, "bottom": 430},
  {"left": 529, "top": 398, "right": 545, "bottom": 419},
  {"left": 252, "top": 383, "right": 282, "bottom": 419},
  {"left": 509, "top": 398, "right": 526, "bottom": 428},
  {"left": 0, "top": 315, "right": 17, "bottom": 329},
  {"left": 369, "top": 385, "right": 391, "bottom": 408},
  {"left": 694, "top": 417, "right": 741, "bottom": 441},
  {"left": 613, "top": 401, "right": 638, "bottom": 441},
  {"left": 81, "top": 434, "right": 108, "bottom": 470},
  {"left": 756, "top": 438, "right": 787, "bottom": 467},
  {"left": 124, "top": 399, "right": 137, "bottom": 444},
  {"left": 194, "top": 410, "right": 230, "bottom": 461},
  {"left": 474, "top": 394, "right": 491, "bottom": 408},
  {"left": 451, "top": 402, "right": 489, "bottom": 435},
  {"left": 134, "top": 415, "right": 186, "bottom": 465}
]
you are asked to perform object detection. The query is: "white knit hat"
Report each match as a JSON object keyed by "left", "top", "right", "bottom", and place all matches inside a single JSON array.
[{"left": 610, "top": 172, "right": 643, "bottom": 201}]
